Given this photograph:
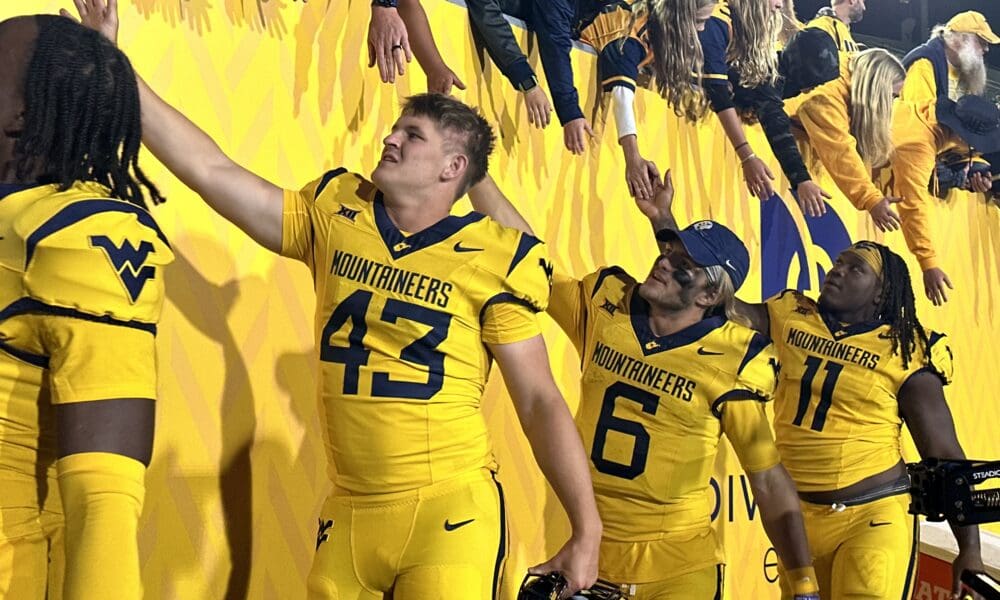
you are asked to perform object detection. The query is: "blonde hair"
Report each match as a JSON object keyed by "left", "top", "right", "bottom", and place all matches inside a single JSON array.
[
  {"left": 848, "top": 49, "right": 905, "bottom": 168},
  {"left": 642, "top": 0, "right": 712, "bottom": 122},
  {"left": 729, "top": 0, "right": 781, "bottom": 87},
  {"left": 704, "top": 266, "right": 751, "bottom": 327}
]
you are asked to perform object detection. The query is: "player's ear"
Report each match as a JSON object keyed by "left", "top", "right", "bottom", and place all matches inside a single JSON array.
[
  {"left": 695, "top": 284, "right": 722, "bottom": 312},
  {"left": 441, "top": 153, "right": 468, "bottom": 185}
]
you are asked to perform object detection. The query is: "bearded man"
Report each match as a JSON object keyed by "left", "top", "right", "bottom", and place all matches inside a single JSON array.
[{"left": 889, "top": 11, "right": 998, "bottom": 306}]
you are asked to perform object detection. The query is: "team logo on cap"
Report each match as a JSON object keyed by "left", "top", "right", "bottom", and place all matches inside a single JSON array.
[{"left": 693, "top": 221, "right": 714, "bottom": 231}]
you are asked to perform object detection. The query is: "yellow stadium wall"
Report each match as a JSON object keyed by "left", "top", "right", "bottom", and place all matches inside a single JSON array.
[{"left": 4, "top": 1, "right": 1000, "bottom": 598}]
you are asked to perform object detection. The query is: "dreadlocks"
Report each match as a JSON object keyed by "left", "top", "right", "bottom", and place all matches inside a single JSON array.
[
  {"left": 14, "top": 15, "right": 163, "bottom": 208},
  {"left": 870, "top": 243, "right": 930, "bottom": 370}
]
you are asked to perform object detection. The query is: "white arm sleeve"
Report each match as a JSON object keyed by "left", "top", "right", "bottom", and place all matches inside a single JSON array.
[{"left": 611, "top": 86, "right": 638, "bottom": 140}]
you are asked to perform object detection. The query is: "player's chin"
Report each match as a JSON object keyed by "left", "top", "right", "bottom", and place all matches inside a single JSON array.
[
  {"left": 817, "top": 287, "right": 845, "bottom": 311},
  {"left": 371, "top": 165, "right": 392, "bottom": 188},
  {"left": 638, "top": 279, "right": 671, "bottom": 304}
]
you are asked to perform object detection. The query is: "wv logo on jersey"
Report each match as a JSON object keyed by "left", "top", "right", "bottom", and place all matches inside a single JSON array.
[{"left": 89, "top": 236, "right": 156, "bottom": 303}]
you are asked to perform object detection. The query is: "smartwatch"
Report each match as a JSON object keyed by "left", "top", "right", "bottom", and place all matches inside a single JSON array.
[{"left": 515, "top": 75, "right": 538, "bottom": 92}]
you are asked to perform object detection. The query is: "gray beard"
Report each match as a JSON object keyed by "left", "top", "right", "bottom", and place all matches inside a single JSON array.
[{"left": 953, "top": 44, "right": 987, "bottom": 99}]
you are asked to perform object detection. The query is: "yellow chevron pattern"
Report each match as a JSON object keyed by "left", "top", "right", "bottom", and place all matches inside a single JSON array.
[{"left": 2, "top": 1, "right": 998, "bottom": 598}]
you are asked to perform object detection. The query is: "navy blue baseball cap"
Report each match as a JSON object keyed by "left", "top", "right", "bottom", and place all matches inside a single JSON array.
[{"left": 656, "top": 221, "right": 750, "bottom": 290}]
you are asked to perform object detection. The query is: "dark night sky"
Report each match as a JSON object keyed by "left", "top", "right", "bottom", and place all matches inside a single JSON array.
[{"left": 792, "top": 0, "right": 1000, "bottom": 69}]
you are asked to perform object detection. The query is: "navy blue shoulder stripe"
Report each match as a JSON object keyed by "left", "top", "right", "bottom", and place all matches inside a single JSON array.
[
  {"left": 0, "top": 182, "right": 40, "bottom": 200},
  {"left": 590, "top": 266, "right": 627, "bottom": 300},
  {"left": 738, "top": 332, "right": 771, "bottom": 374},
  {"left": 928, "top": 331, "right": 945, "bottom": 347},
  {"left": 479, "top": 292, "right": 540, "bottom": 325},
  {"left": 0, "top": 298, "right": 157, "bottom": 336},
  {"left": 710, "top": 389, "right": 766, "bottom": 419},
  {"left": 506, "top": 233, "right": 544, "bottom": 276},
  {"left": 0, "top": 340, "right": 49, "bottom": 369},
  {"left": 314, "top": 167, "right": 349, "bottom": 200},
  {"left": 25, "top": 199, "right": 170, "bottom": 267}
]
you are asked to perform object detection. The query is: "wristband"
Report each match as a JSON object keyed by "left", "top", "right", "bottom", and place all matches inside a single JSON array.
[
  {"left": 740, "top": 152, "right": 758, "bottom": 165},
  {"left": 372, "top": 0, "right": 398, "bottom": 8},
  {"left": 788, "top": 566, "right": 819, "bottom": 595}
]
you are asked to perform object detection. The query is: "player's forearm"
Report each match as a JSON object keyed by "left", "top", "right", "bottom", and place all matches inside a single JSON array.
[
  {"left": 520, "top": 396, "right": 602, "bottom": 540},
  {"left": 750, "top": 464, "right": 813, "bottom": 570},
  {"left": 136, "top": 76, "right": 284, "bottom": 252},
  {"left": 467, "top": 175, "right": 535, "bottom": 235},
  {"left": 951, "top": 522, "right": 982, "bottom": 560},
  {"left": 59, "top": 452, "right": 145, "bottom": 600},
  {"left": 397, "top": 0, "right": 447, "bottom": 74}
]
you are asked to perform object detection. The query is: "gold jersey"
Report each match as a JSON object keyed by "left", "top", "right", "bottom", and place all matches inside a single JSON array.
[
  {"left": 766, "top": 290, "right": 953, "bottom": 491},
  {"left": 549, "top": 268, "right": 779, "bottom": 556},
  {"left": 282, "top": 169, "right": 552, "bottom": 495},
  {"left": 0, "top": 181, "right": 171, "bottom": 536}
]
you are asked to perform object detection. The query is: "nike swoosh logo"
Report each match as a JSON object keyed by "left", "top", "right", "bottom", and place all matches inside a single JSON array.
[
  {"left": 444, "top": 518, "right": 475, "bottom": 531},
  {"left": 697, "top": 347, "right": 723, "bottom": 356},
  {"left": 869, "top": 520, "right": 892, "bottom": 528},
  {"left": 453, "top": 242, "right": 483, "bottom": 253},
  {"left": 725, "top": 259, "right": 735, "bottom": 270}
]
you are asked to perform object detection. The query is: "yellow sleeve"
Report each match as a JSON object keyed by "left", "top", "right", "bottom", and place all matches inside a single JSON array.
[
  {"left": 481, "top": 234, "right": 552, "bottom": 345},
  {"left": 735, "top": 333, "right": 779, "bottom": 399},
  {"left": 720, "top": 400, "right": 781, "bottom": 474},
  {"left": 891, "top": 102, "right": 940, "bottom": 271},
  {"left": 481, "top": 302, "right": 541, "bottom": 345},
  {"left": 22, "top": 201, "right": 172, "bottom": 324},
  {"left": 925, "top": 332, "right": 954, "bottom": 385},
  {"left": 282, "top": 169, "right": 350, "bottom": 269},
  {"left": 900, "top": 59, "right": 939, "bottom": 122},
  {"left": 39, "top": 317, "right": 157, "bottom": 404},
  {"left": 797, "top": 93, "right": 883, "bottom": 211},
  {"left": 58, "top": 452, "right": 145, "bottom": 600},
  {"left": 716, "top": 334, "right": 780, "bottom": 472},
  {"left": 547, "top": 271, "right": 587, "bottom": 352}
]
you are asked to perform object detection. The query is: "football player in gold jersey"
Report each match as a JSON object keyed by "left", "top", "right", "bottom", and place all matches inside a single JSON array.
[
  {"left": 70, "top": 1, "right": 601, "bottom": 598},
  {"left": 0, "top": 14, "right": 172, "bottom": 600},
  {"left": 636, "top": 180, "right": 984, "bottom": 598},
  {"left": 470, "top": 174, "right": 820, "bottom": 599}
]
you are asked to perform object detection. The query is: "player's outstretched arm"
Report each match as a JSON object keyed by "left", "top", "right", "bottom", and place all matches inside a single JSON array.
[
  {"left": 490, "top": 337, "right": 601, "bottom": 596},
  {"left": 467, "top": 175, "right": 535, "bottom": 234},
  {"left": 66, "top": 0, "right": 284, "bottom": 253},
  {"left": 747, "top": 464, "right": 819, "bottom": 598},
  {"left": 899, "top": 372, "right": 984, "bottom": 598}
]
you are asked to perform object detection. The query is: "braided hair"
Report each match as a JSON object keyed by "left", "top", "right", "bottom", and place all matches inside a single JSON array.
[
  {"left": 14, "top": 15, "right": 163, "bottom": 208},
  {"left": 862, "top": 241, "right": 930, "bottom": 370}
]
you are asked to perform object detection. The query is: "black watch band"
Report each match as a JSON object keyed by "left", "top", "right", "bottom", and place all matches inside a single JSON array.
[
  {"left": 371, "top": 0, "right": 398, "bottom": 8},
  {"left": 515, "top": 75, "right": 538, "bottom": 92}
]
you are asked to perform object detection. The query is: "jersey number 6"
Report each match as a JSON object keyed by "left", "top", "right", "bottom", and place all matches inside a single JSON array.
[{"left": 591, "top": 381, "right": 660, "bottom": 480}]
